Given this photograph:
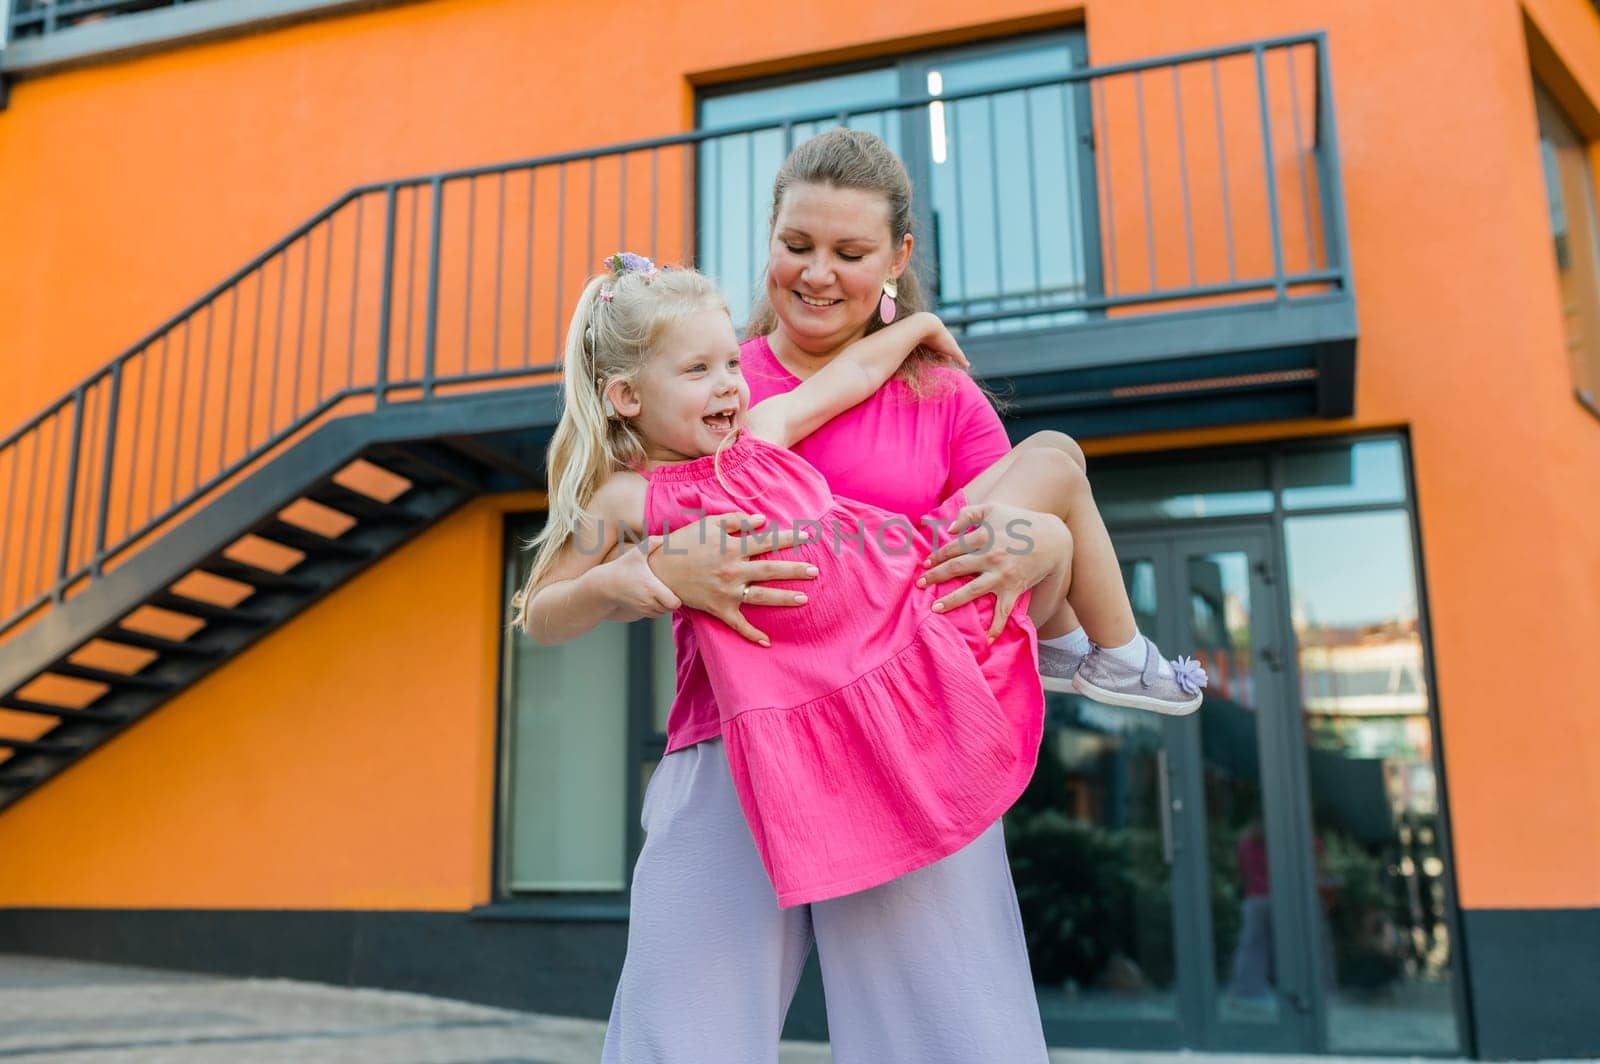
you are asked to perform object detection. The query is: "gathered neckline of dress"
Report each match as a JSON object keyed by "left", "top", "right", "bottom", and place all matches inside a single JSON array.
[{"left": 640, "top": 432, "right": 766, "bottom": 483}]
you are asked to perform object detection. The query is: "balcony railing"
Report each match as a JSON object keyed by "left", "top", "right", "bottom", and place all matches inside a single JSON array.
[
  {"left": 0, "top": 33, "right": 1350, "bottom": 642},
  {"left": 8, "top": 0, "right": 190, "bottom": 40}
]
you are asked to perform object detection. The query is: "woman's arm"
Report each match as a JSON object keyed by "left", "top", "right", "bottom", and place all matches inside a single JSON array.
[{"left": 745, "top": 312, "right": 967, "bottom": 448}]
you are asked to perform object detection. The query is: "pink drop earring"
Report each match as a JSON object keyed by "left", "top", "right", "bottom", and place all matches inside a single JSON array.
[{"left": 879, "top": 278, "right": 898, "bottom": 324}]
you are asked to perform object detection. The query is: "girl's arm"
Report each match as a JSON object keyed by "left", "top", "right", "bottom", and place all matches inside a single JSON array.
[
  {"left": 745, "top": 311, "right": 968, "bottom": 448},
  {"left": 522, "top": 473, "right": 664, "bottom": 644}
]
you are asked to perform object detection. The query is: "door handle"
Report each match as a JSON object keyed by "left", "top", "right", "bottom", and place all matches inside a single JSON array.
[{"left": 1157, "top": 749, "right": 1175, "bottom": 866}]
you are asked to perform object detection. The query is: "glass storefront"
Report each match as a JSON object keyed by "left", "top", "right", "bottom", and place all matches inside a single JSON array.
[{"left": 1009, "top": 434, "right": 1464, "bottom": 1054}]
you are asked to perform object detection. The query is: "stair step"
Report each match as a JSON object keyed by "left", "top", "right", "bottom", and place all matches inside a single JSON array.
[
  {"left": 303, "top": 482, "right": 421, "bottom": 524},
  {"left": 149, "top": 591, "right": 272, "bottom": 627},
  {"left": 48, "top": 664, "right": 178, "bottom": 692},
  {"left": 0, "top": 696, "right": 128, "bottom": 724},
  {"left": 255, "top": 519, "right": 375, "bottom": 560},
  {"left": 196, "top": 558, "right": 317, "bottom": 592},
  {"left": 0, "top": 737, "right": 80, "bottom": 756},
  {"left": 0, "top": 765, "right": 48, "bottom": 787},
  {"left": 370, "top": 443, "right": 487, "bottom": 492},
  {"left": 101, "top": 627, "right": 221, "bottom": 659}
]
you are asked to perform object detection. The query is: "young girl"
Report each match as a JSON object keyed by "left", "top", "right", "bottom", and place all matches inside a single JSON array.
[{"left": 516, "top": 254, "right": 1205, "bottom": 907}]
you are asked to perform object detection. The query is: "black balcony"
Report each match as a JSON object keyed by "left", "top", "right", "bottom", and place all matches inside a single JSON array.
[{"left": 695, "top": 33, "right": 1356, "bottom": 437}]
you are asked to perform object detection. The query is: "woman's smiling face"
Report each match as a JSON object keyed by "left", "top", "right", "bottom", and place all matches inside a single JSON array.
[{"left": 765, "top": 182, "right": 912, "bottom": 357}]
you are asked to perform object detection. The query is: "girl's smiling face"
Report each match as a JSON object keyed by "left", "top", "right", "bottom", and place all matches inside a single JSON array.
[
  {"left": 766, "top": 182, "right": 912, "bottom": 358},
  {"left": 607, "top": 307, "right": 748, "bottom": 465}
]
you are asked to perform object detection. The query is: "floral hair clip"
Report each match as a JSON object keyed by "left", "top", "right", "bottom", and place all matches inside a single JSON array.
[
  {"left": 605, "top": 251, "right": 657, "bottom": 277},
  {"left": 597, "top": 252, "right": 656, "bottom": 307}
]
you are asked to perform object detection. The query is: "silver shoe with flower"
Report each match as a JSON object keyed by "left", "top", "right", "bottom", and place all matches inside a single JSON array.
[
  {"left": 1071, "top": 636, "right": 1207, "bottom": 716},
  {"left": 1039, "top": 642, "right": 1091, "bottom": 694}
]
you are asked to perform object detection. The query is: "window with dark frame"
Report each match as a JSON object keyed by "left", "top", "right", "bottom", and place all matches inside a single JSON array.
[
  {"left": 694, "top": 29, "right": 1096, "bottom": 335},
  {"left": 1534, "top": 82, "right": 1600, "bottom": 417},
  {"left": 496, "top": 512, "right": 672, "bottom": 901}
]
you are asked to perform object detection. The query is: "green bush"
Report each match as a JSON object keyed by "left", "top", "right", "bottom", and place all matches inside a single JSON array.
[{"left": 1006, "top": 810, "right": 1172, "bottom": 987}]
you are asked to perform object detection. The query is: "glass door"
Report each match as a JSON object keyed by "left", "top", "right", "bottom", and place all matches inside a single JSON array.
[
  {"left": 1166, "top": 527, "right": 1318, "bottom": 1051},
  {"left": 1017, "top": 524, "right": 1317, "bottom": 1051}
]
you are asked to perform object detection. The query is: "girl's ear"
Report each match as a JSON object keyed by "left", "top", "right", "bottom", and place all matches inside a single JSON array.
[
  {"left": 890, "top": 231, "right": 914, "bottom": 278},
  {"left": 605, "top": 377, "right": 643, "bottom": 419}
]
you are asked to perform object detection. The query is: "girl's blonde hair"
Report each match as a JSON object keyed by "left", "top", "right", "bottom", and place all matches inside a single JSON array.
[
  {"left": 511, "top": 265, "right": 726, "bottom": 632},
  {"left": 745, "top": 128, "right": 944, "bottom": 396}
]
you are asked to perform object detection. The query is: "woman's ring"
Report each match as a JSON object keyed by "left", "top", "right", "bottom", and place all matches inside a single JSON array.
[{"left": 740, "top": 585, "right": 750, "bottom": 602}]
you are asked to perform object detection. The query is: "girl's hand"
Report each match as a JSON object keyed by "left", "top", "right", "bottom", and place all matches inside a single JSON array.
[
  {"left": 648, "top": 512, "right": 818, "bottom": 646},
  {"left": 600, "top": 536, "right": 682, "bottom": 620},
  {"left": 911, "top": 313, "right": 969, "bottom": 369},
  {"left": 916, "top": 501, "right": 1070, "bottom": 639}
]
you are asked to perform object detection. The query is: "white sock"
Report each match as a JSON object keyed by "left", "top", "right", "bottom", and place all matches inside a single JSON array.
[
  {"left": 1103, "top": 630, "right": 1171, "bottom": 675},
  {"left": 1041, "top": 626, "right": 1092, "bottom": 657}
]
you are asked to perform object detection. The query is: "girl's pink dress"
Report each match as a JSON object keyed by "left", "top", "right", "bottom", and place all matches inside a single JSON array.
[{"left": 643, "top": 432, "right": 1044, "bottom": 907}]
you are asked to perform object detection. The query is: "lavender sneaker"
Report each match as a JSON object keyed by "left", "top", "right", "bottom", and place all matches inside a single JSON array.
[
  {"left": 1039, "top": 642, "right": 1090, "bottom": 694},
  {"left": 1071, "top": 637, "right": 1207, "bottom": 716}
]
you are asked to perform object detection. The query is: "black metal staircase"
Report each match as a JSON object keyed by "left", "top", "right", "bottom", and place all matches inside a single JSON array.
[{"left": 0, "top": 386, "right": 557, "bottom": 813}]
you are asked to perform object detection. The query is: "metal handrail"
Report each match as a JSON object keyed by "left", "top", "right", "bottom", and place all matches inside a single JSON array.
[{"left": 0, "top": 33, "right": 1350, "bottom": 639}]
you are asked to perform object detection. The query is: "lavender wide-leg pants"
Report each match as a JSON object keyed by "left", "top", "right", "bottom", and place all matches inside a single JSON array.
[{"left": 601, "top": 738, "right": 1048, "bottom": 1064}]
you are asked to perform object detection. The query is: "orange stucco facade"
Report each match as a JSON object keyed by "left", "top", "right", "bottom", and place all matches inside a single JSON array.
[{"left": 0, "top": 0, "right": 1596, "bottom": 917}]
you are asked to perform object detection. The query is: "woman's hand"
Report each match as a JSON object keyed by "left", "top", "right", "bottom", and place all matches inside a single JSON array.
[
  {"left": 648, "top": 512, "right": 818, "bottom": 646},
  {"left": 916, "top": 501, "right": 1070, "bottom": 639}
]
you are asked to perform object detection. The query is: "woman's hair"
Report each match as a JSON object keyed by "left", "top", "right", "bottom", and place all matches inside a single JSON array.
[
  {"left": 745, "top": 128, "right": 944, "bottom": 395},
  {"left": 510, "top": 265, "right": 726, "bottom": 631}
]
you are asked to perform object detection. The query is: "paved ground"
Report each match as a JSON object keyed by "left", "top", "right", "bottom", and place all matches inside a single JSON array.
[{"left": 0, "top": 953, "right": 1570, "bottom": 1064}]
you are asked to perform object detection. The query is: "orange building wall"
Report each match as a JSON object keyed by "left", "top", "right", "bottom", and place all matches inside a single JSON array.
[
  {"left": 0, "top": 493, "right": 530, "bottom": 908},
  {"left": 0, "top": 0, "right": 1597, "bottom": 911}
]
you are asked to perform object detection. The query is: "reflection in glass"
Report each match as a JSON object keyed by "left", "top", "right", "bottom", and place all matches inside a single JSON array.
[
  {"left": 925, "top": 44, "right": 1089, "bottom": 335},
  {"left": 1281, "top": 440, "right": 1407, "bottom": 511},
  {"left": 1285, "top": 512, "right": 1460, "bottom": 1053},
  {"left": 502, "top": 607, "right": 629, "bottom": 893},
  {"left": 696, "top": 38, "right": 1088, "bottom": 334},
  {"left": 699, "top": 69, "right": 900, "bottom": 323},
  {"left": 1095, "top": 456, "right": 1273, "bottom": 523},
  {"left": 1012, "top": 558, "right": 1176, "bottom": 1024},
  {"left": 1187, "top": 551, "right": 1283, "bottom": 1024},
  {"left": 1186, "top": 549, "right": 1341, "bottom": 1030}
]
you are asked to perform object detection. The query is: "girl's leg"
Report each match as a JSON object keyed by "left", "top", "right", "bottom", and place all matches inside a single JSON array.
[
  {"left": 811, "top": 819, "right": 1049, "bottom": 1064},
  {"left": 961, "top": 431, "right": 1135, "bottom": 646},
  {"left": 603, "top": 738, "right": 813, "bottom": 1064}
]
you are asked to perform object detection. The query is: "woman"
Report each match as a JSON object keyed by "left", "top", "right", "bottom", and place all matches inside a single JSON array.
[{"left": 543, "top": 129, "right": 1069, "bottom": 1063}]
